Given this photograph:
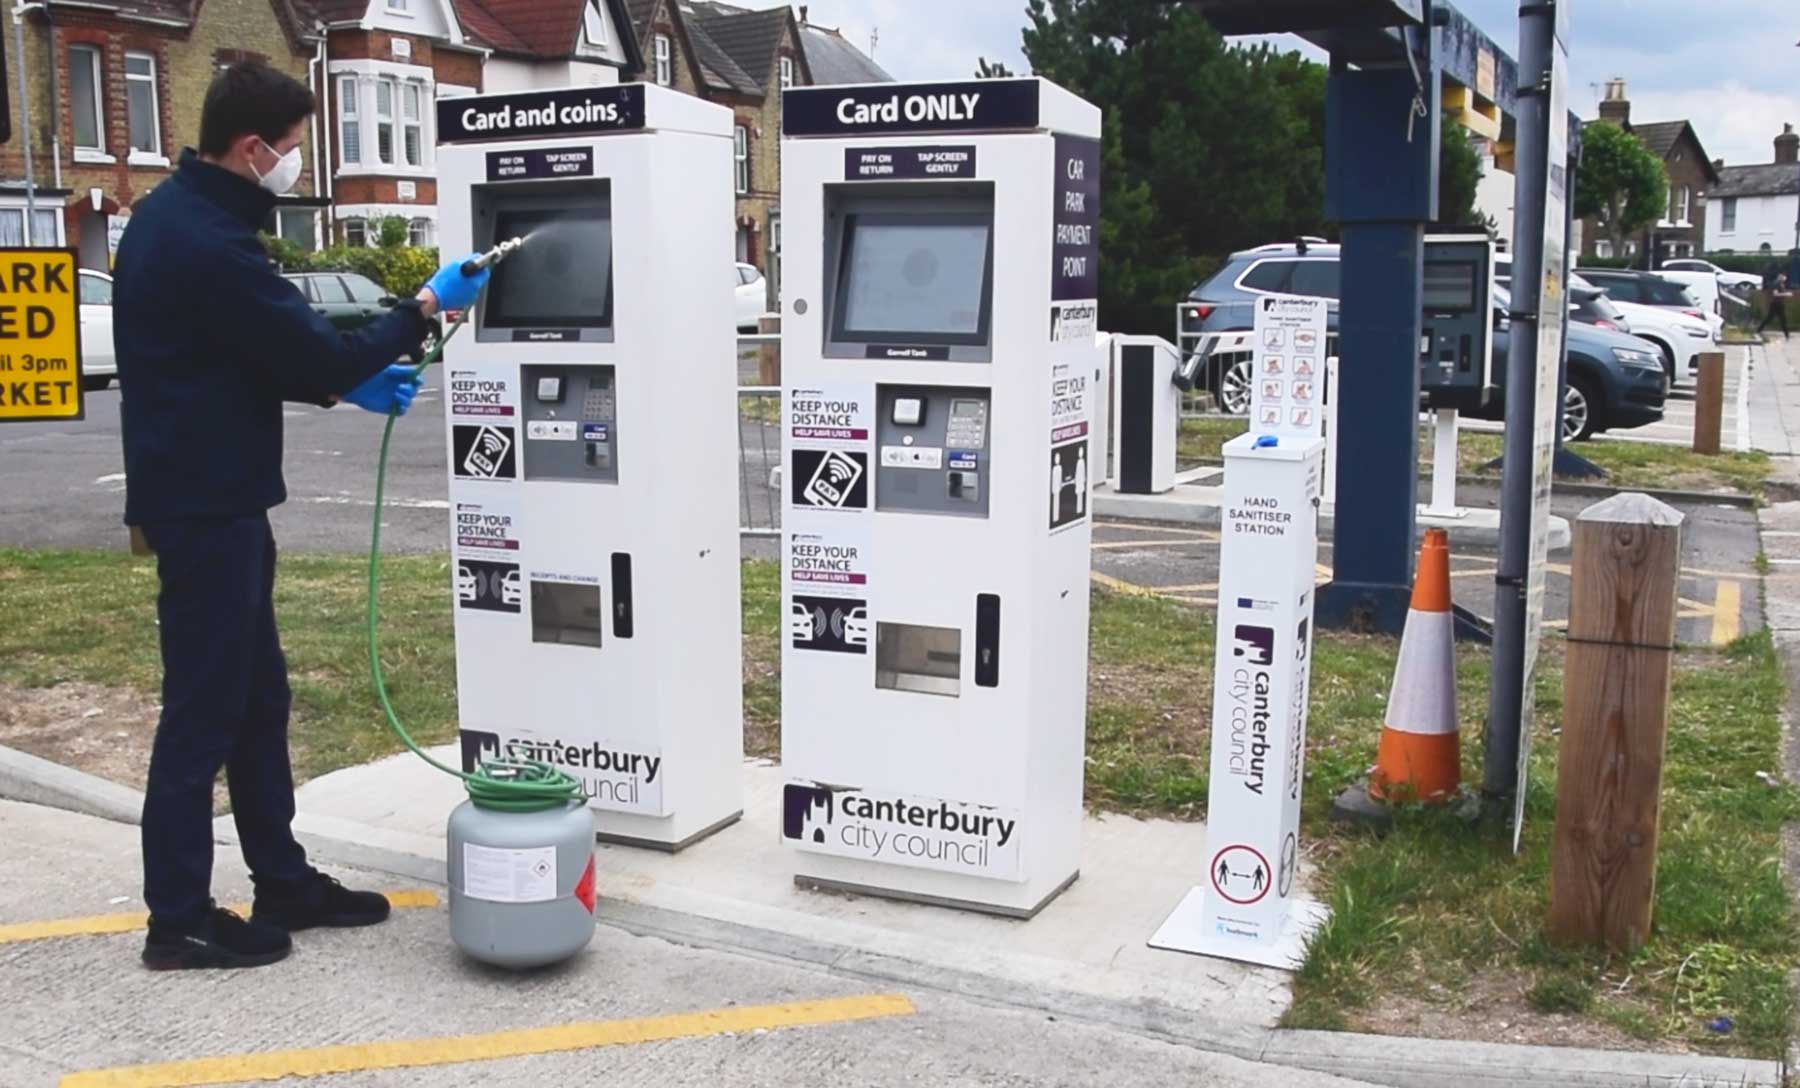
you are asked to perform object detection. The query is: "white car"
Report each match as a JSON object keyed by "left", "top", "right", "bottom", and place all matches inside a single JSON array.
[
  {"left": 735, "top": 263, "right": 769, "bottom": 332},
  {"left": 1643, "top": 269, "right": 1730, "bottom": 338},
  {"left": 455, "top": 565, "right": 478, "bottom": 603},
  {"left": 78, "top": 269, "right": 116, "bottom": 390},
  {"left": 1661, "top": 258, "right": 1761, "bottom": 293},
  {"left": 1570, "top": 274, "right": 1709, "bottom": 382}
]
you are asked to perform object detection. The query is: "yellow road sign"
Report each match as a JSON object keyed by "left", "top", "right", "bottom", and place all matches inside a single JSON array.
[{"left": 0, "top": 247, "right": 83, "bottom": 422}]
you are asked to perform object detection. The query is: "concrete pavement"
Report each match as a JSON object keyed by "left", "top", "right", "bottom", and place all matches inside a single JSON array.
[{"left": 1, "top": 798, "right": 1383, "bottom": 1088}]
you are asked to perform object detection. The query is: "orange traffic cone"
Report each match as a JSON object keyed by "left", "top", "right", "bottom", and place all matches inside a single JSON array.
[{"left": 1368, "top": 528, "right": 1461, "bottom": 803}]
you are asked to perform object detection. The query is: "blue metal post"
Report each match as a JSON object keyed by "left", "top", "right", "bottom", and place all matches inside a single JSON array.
[{"left": 1315, "top": 57, "right": 1441, "bottom": 635}]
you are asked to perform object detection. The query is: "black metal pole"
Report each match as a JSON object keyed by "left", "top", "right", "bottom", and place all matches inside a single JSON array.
[{"left": 1482, "top": 0, "right": 1556, "bottom": 803}]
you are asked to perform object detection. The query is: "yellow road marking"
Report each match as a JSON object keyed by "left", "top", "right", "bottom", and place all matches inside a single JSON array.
[
  {"left": 1089, "top": 571, "right": 1163, "bottom": 597},
  {"left": 0, "top": 890, "right": 439, "bottom": 946},
  {"left": 1711, "top": 579, "right": 1741, "bottom": 645},
  {"left": 1091, "top": 538, "right": 1208, "bottom": 550},
  {"left": 1094, "top": 521, "right": 1216, "bottom": 537},
  {"left": 60, "top": 994, "right": 916, "bottom": 1088}
]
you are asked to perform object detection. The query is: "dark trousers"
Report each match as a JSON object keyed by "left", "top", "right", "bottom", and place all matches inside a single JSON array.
[
  {"left": 140, "top": 514, "right": 311, "bottom": 930},
  {"left": 1759, "top": 301, "right": 1790, "bottom": 337}
]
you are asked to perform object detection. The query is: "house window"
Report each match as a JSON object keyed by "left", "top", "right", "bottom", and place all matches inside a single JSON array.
[
  {"left": 338, "top": 76, "right": 361, "bottom": 165},
  {"left": 780, "top": 55, "right": 794, "bottom": 88},
  {"left": 278, "top": 208, "right": 317, "bottom": 250},
  {"left": 0, "top": 208, "right": 60, "bottom": 246},
  {"left": 733, "top": 124, "right": 748, "bottom": 194},
  {"left": 125, "top": 51, "right": 161, "bottom": 158},
  {"left": 70, "top": 45, "right": 103, "bottom": 153},
  {"left": 401, "top": 83, "right": 423, "bottom": 167},
  {"left": 1626, "top": 241, "right": 1639, "bottom": 256},
  {"left": 582, "top": 0, "right": 607, "bottom": 46},
  {"left": 1676, "top": 186, "right": 1691, "bottom": 225},
  {"left": 1721, "top": 197, "right": 1737, "bottom": 234},
  {"left": 654, "top": 34, "right": 671, "bottom": 85},
  {"left": 386, "top": 0, "right": 409, "bottom": 10},
  {"left": 1595, "top": 239, "right": 1613, "bottom": 259},
  {"left": 375, "top": 79, "right": 396, "bottom": 166},
  {"left": 408, "top": 218, "right": 433, "bottom": 247},
  {"left": 344, "top": 218, "right": 368, "bottom": 247}
]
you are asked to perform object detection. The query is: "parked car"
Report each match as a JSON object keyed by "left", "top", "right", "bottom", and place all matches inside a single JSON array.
[
  {"left": 735, "top": 262, "right": 769, "bottom": 332},
  {"left": 1568, "top": 274, "right": 1710, "bottom": 380},
  {"left": 1581, "top": 267, "right": 1725, "bottom": 341},
  {"left": 1178, "top": 244, "right": 1667, "bottom": 441},
  {"left": 283, "top": 271, "right": 443, "bottom": 354},
  {"left": 1660, "top": 258, "right": 1761, "bottom": 293},
  {"left": 77, "top": 269, "right": 116, "bottom": 391}
]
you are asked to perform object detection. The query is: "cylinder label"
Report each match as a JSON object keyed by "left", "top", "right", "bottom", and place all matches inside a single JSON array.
[{"left": 462, "top": 842, "right": 558, "bottom": 903}]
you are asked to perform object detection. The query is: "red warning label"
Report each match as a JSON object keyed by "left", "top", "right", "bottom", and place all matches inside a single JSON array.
[
  {"left": 1210, "top": 844, "right": 1271, "bottom": 906},
  {"left": 574, "top": 855, "right": 597, "bottom": 914}
]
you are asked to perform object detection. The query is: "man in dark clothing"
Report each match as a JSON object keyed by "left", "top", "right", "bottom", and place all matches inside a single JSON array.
[
  {"left": 115, "top": 62, "right": 489, "bottom": 970},
  {"left": 1758, "top": 273, "right": 1791, "bottom": 340}
]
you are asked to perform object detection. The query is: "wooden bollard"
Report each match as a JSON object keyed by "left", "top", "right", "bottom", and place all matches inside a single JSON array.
[
  {"left": 1692, "top": 351, "right": 1725, "bottom": 455},
  {"left": 1548, "top": 493, "right": 1683, "bottom": 953},
  {"left": 758, "top": 314, "right": 782, "bottom": 387}
]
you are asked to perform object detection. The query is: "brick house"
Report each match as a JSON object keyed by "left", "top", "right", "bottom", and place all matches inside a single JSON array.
[
  {"left": 1581, "top": 79, "right": 1720, "bottom": 266},
  {"left": 0, "top": 0, "right": 324, "bottom": 269},
  {"left": 452, "top": 0, "right": 641, "bottom": 93}
]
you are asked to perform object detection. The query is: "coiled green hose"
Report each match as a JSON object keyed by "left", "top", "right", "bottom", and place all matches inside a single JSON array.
[{"left": 364, "top": 310, "right": 585, "bottom": 813}]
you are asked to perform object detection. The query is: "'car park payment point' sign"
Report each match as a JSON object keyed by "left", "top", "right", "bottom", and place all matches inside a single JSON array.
[{"left": 0, "top": 248, "right": 83, "bottom": 423}]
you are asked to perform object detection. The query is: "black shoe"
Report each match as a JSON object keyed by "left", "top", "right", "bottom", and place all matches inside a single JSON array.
[
  {"left": 252, "top": 872, "right": 391, "bottom": 932},
  {"left": 142, "top": 905, "right": 292, "bottom": 971}
]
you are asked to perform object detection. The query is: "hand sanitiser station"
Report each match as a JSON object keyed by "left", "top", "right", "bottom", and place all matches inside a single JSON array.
[
  {"left": 433, "top": 87, "right": 744, "bottom": 851},
  {"left": 776, "top": 78, "right": 1102, "bottom": 917}
]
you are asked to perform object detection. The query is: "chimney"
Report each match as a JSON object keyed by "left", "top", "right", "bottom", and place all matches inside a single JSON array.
[
  {"left": 1597, "top": 78, "right": 1630, "bottom": 126},
  {"left": 1777, "top": 123, "right": 1799, "bottom": 165},
  {"left": 798, "top": 4, "right": 808, "bottom": 25}
]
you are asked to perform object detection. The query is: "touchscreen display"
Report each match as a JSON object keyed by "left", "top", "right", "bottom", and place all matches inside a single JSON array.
[
  {"left": 838, "top": 216, "right": 991, "bottom": 341},
  {"left": 485, "top": 206, "right": 613, "bottom": 329},
  {"left": 1423, "top": 260, "right": 1477, "bottom": 312}
]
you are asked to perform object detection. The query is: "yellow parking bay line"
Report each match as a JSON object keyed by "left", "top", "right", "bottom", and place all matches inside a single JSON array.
[
  {"left": 0, "top": 890, "right": 439, "bottom": 946},
  {"left": 60, "top": 994, "right": 917, "bottom": 1088},
  {"left": 1711, "top": 579, "right": 1742, "bottom": 646}
]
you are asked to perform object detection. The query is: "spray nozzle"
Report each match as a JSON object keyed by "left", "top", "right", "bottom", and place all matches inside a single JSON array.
[{"left": 462, "top": 236, "right": 526, "bottom": 276}]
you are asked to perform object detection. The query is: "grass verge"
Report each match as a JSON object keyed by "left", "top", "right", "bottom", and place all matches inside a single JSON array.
[
  {"left": 0, "top": 550, "right": 1792, "bottom": 1054},
  {"left": 1456, "top": 432, "right": 1772, "bottom": 499}
]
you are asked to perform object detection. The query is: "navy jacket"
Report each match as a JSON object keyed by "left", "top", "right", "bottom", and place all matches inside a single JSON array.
[{"left": 116, "top": 150, "right": 430, "bottom": 525}]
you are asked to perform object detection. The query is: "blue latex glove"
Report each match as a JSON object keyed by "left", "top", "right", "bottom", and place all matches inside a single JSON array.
[
  {"left": 425, "top": 254, "right": 491, "bottom": 313},
  {"left": 345, "top": 364, "right": 422, "bottom": 417}
]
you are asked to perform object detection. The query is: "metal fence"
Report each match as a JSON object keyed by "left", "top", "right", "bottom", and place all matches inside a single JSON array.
[{"left": 737, "top": 332, "right": 781, "bottom": 536}]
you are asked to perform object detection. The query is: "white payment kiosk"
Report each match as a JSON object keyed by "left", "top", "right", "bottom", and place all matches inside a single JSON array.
[
  {"left": 777, "top": 78, "right": 1102, "bottom": 917},
  {"left": 434, "top": 84, "right": 744, "bottom": 850}
]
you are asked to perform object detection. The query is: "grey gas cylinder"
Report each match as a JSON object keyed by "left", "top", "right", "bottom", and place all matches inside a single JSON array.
[{"left": 446, "top": 798, "right": 597, "bottom": 968}]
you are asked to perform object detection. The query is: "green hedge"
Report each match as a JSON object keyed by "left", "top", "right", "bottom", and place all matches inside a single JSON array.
[{"left": 262, "top": 215, "right": 438, "bottom": 298}]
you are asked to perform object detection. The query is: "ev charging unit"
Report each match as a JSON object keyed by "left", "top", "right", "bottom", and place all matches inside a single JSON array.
[
  {"left": 1108, "top": 336, "right": 1182, "bottom": 495},
  {"left": 1152, "top": 295, "right": 1331, "bottom": 969},
  {"left": 776, "top": 78, "right": 1102, "bottom": 917},
  {"left": 434, "top": 83, "right": 744, "bottom": 851}
]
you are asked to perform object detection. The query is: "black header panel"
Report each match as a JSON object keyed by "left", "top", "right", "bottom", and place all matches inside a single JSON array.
[
  {"left": 439, "top": 85, "right": 647, "bottom": 145},
  {"left": 784, "top": 80, "right": 1039, "bottom": 138}
]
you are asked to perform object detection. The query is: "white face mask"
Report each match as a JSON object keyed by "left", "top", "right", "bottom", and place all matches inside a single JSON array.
[{"left": 252, "top": 139, "right": 303, "bottom": 196}]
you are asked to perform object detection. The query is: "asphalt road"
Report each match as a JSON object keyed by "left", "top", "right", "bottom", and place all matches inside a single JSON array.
[
  {"left": 0, "top": 799, "right": 1376, "bottom": 1088},
  {"left": 1, "top": 384, "right": 1763, "bottom": 646}
]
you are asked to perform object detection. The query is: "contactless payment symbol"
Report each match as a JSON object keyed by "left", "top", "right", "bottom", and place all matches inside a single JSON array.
[
  {"left": 454, "top": 424, "right": 516, "bottom": 480},
  {"left": 795, "top": 448, "right": 868, "bottom": 510},
  {"left": 1211, "top": 844, "right": 1271, "bottom": 906}
]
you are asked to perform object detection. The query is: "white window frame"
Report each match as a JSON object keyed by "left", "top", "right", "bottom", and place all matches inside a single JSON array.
[
  {"left": 124, "top": 50, "right": 167, "bottom": 165},
  {"left": 654, "top": 34, "right": 672, "bottom": 86},
  {"left": 1677, "top": 185, "right": 1691, "bottom": 226},
  {"left": 407, "top": 217, "right": 433, "bottom": 247},
  {"left": 1595, "top": 239, "right": 1613, "bottom": 259},
  {"left": 1721, "top": 197, "right": 1737, "bottom": 234},
  {"left": 343, "top": 218, "right": 369, "bottom": 247},
  {"left": 70, "top": 44, "right": 109, "bottom": 162},
  {"left": 400, "top": 82, "right": 423, "bottom": 168},
  {"left": 338, "top": 75, "right": 361, "bottom": 167},
  {"left": 779, "top": 55, "right": 794, "bottom": 88},
  {"left": 375, "top": 77, "right": 397, "bottom": 167},
  {"left": 582, "top": 0, "right": 607, "bottom": 46},
  {"left": 0, "top": 204, "right": 65, "bottom": 246},
  {"left": 385, "top": 0, "right": 411, "bottom": 13},
  {"left": 733, "top": 124, "right": 748, "bottom": 194}
]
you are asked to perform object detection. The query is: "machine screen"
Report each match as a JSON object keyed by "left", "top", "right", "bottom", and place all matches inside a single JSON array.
[
  {"left": 485, "top": 206, "right": 614, "bottom": 329},
  {"left": 835, "top": 214, "right": 992, "bottom": 344},
  {"left": 1423, "top": 260, "right": 1477, "bottom": 313}
]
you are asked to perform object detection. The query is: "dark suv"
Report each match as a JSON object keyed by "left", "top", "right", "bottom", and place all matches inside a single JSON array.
[{"left": 1178, "top": 243, "right": 1668, "bottom": 440}]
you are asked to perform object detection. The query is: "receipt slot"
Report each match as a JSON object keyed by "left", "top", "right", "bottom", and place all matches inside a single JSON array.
[
  {"left": 435, "top": 84, "right": 744, "bottom": 850},
  {"left": 777, "top": 78, "right": 1102, "bottom": 917}
]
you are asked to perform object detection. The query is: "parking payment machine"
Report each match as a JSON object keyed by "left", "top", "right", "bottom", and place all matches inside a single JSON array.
[
  {"left": 434, "top": 84, "right": 745, "bottom": 850},
  {"left": 1419, "top": 234, "right": 1497, "bottom": 412},
  {"left": 777, "top": 79, "right": 1102, "bottom": 917}
]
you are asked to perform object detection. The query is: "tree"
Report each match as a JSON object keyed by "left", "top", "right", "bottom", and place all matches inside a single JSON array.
[
  {"left": 1021, "top": 0, "right": 1330, "bottom": 333},
  {"left": 975, "top": 57, "right": 1015, "bottom": 78},
  {"left": 1573, "top": 122, "right": 1666, "bottom": 254},
  {"left": 1435, "top": 115, "right": 1490, "bottom": 232}
]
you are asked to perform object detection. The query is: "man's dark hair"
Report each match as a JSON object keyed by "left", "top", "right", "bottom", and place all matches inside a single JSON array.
[{"left": 198, "top": 61, "right": 315, "bottom": 157}]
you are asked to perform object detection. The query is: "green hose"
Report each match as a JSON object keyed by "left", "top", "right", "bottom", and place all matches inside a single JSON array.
[{"left": 364, "top": 310, "right": 585, "bottom": 813}]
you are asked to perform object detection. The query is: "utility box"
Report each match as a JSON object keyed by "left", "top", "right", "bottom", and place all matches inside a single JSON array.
[
  {"left": 435, "top": 84, "right": 744, "bottom": 851},
  {"left": 1419, "top": 234, "right": 1497, "bottom": 412},
  {"left": 777, "top": 78, "right": 1102, "bottom": 917}
]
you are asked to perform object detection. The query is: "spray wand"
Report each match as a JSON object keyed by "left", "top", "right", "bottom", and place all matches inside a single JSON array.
[{"left": 365, "top": 236, "right": 585, "bottom": 812}]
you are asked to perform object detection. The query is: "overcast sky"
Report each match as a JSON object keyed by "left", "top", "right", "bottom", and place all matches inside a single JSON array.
[{"left": 747, "top": 0, "right": 1799, "bottom": 167}]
